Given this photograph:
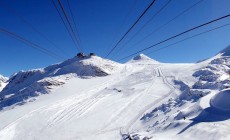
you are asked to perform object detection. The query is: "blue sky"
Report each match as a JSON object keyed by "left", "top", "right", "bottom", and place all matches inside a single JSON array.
[{"left": 0, "top": 0, "right": 230, "bottom": 76}]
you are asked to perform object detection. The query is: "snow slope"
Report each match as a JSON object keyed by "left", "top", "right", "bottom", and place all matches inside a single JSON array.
[
  {"left": 0, "top": 46, "right": 230, "bottom": 140},
  {"left": 211, "top": 89, "right": 230, "bottom": 112},
  {"left": 0, "top": 75, "right": 8, "bottom": 92},
  {"left": 0, "top": 56, "right": 123, "bottom": 109},
  {"left": 127, "top": 54, "right": 159, "bottom": 65},
  {"left": 219, "top": 45, "right": 230, "bottom": 56}
]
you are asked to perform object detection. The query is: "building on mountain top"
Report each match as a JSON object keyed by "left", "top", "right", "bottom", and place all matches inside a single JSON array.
[
  {"left": 76, "top": 53, "right": 86, "bottom": 58},
  {"left": 89, "top": 53, "right": 95, "bottom": 57}
]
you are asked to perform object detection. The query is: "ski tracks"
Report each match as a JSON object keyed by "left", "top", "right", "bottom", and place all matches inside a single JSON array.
[
  {"left": 46, "top": 69, "right": 132, "bottom": 128},
  {"left": 123, "top": 66, "right": 177, "bottom": 133},
  {"left": 100, "top": 65, "right": 159, "bottom": 132}
]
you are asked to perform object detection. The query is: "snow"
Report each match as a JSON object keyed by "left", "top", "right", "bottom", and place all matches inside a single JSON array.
[
  {"left": 0, "top": 75, "right": 8, "bottom": 92},
  {"left": 211, "top": 89, "right": 230, "bottom": 112},
  {"left": 0, "top": 56, "right": 123, "bottom": 109},
  {"left": 0, "top": 48, "right": 230, "bottom": 140},
  {"left": 219, "top": 45, "right": 230, "bottom": 56},
  {"left": 127, "top": 54, "right": 159, "bottom": 65}
]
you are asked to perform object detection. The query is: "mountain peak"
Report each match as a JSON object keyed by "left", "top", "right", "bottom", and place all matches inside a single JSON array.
[
  {"left": 0, "top": 75, "right": 8, "bottom": 83},
  {"left": 219, "top": 45, "right": 230, "bottom": 56},
  {"left": 133, "top": 54, "right": 152, "bottom": 60},
  {"left": 128, "top": 54, "right": 159, "bottom": 64},
  {"left": 0, "top": 55, "right": 123, "bottom": 106}
]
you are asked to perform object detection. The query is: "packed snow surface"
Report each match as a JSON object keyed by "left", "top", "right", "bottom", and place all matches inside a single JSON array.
[{"left": 0, "top": 47, "right": 229, "bottom": 140}]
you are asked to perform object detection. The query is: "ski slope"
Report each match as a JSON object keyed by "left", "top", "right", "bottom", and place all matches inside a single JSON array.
[{"left": 0, "top": 46, "right": 229, "bottom": 140}]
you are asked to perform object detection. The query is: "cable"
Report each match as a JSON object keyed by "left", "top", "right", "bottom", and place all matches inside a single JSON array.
[
  {"left": 118, "top": 14, "right": 230, "bottom": 61},
  {"left": 103, "top": 0, "right": 137, "bottom": 55},
  {"left": 0, "top": 1, "right": 68, "bottom": 58},
  {"left": 66, "top": 0, "right": 82, "bottom": 47},
  {"left": 57, "top": 0, "right": 83, "bottom": 52},
  {"left": 51, "top": 0, "right": 81, "bottom": 52},
  {"left": 146, "top": 23, "right": 230, "bottom": 55},
  {"left": 0, "top": 28, "right": 63, "bottom": 60},
  {"left": 133, "top": 0, "right": 206, "bottom": 47},
  {"left": 112, "top": 0, "right": 172, "bottom": 59},
  {"left": 117, "top": 0, "right": 206, "bottom": 58},
  {"left": 105, "top": 0, "right": 157, "bottom": 58}
]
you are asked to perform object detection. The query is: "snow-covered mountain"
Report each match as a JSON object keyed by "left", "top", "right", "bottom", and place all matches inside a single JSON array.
[
  {"left": 0, "top": 56, "right": 123, "bottom": 109},
  {"left": 0, "top": 46, "right": 229, "bottom": 140},
  {"left": 127, "top": 54, "right": 159, "bottom": 65},
  {"left": 0, "top": 75, "right": 8, "bottom": 92},
  {"left": 219, "top": 45, "right": 230, "bottom": 56}
]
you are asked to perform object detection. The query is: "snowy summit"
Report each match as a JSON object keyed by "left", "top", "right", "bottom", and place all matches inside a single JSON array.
[
  {"left": 0, "top": 75, "right": 8, "bottom": 92},
  {"left": 219, "top": 45, "right": 230, "bottom": 56},
  {"left": 128, "top": 54, "right": 159, "bottom": 64}
]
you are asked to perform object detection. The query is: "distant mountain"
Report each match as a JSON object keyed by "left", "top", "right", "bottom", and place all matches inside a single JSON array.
[
  {"left": 219, "top": 45, "right": 230, "bottom": 56},
  {"left": 0, "top": 75, "right": 7, "bottom": 82},
  {"left": 0, "top": 75, "right": 8, "bottom": 92},
  {"left": 127, "top": 54, "right": 159, "bottom": 64}
]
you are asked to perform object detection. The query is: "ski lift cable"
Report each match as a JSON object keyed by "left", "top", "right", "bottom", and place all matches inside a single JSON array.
[
  {"left": 66, "top": 0, "right": 82, "bottom": 48},
  {"left": 112, "top": 0, "right": 172, "bottom": 59},
  {"left": 0, "top": 1, "right": 68, "bottom": 58},
  {"left": 133, "top": 0, "right": 206, "bottom": 48},
  {"left": 118, "top": 14, "right": 230, "bottom": 61},
  {"left": 57, "top": 0, "right": 83, "bottom": 52},
  {"left": 145, "top": 23, "right": 230, "bottom": 56},
  {"left": 103, "top": 0, "right": 138, "bottom": 55},
  {"left": 116, "top": 0, "right": 206, "bottom": 58},
  {"left": 51, "top": 0, "right": 81, "bottom": 52},
  {"left": 105, "top": 0, "right": 157, "bottom": 58},
  {"left": 0, "top": 28, "right": 63, "bottom": 60}
]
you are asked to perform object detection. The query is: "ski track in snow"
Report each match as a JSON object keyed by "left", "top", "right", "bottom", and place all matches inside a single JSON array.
[
  {"left": 46, "top": 92, "right": 107, "bottom": 127},
  {"left": 1, "top": 51, "right": 230, "bottom": 140},
  {"left": 0, "top": 71, "right": 127, "bottom": 133},
  {"left": 45, "top": 68, "right": 134, "bottom": 128},
  {"left": 124, "top": 66, "right": 177, "bottom": 133},
  {"left": 97, "top": 65, "right": 177, "bottom": 135}
]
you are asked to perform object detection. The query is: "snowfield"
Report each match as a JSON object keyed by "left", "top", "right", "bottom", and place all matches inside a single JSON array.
[
  {"left": 0, "top": 46, "right": 230, "bottom": 140},
  {"left": 0, "top": 75, "right": 8, "bottom": 92}
]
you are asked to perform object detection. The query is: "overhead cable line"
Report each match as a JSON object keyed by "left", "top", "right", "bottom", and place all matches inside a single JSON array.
[
  {"left": 133, "top": 0, "right": 206, "bottom": 47},
  {"left": 118, "top": 14, "right": 230, "bottom": 61},
  {"left": 103, "top": 0, "right": 137, "bottom": 55},
  {"left": 105, "top": 0, "right": 157, "bottom": 58},
  {"left": 116, "top": 0, "right": 206, "bottom": 58},
  {"left": 0, "top": 1, "right": 67, "bottom": 58},
  {"left": 112, "top": 0, "right": 172, "bottom": 59},
  {"left": 57, "top": 0, "right": 83, "bottom": 52},
  {"left": 0, "top": 28, "right": 63, "bottom": 60},
  {"left": 51, "top": 0, "right": 81, "bottom": 52},
  {"left": 66, "top": 0, "right": 82, "bottom": 47},
  {"left": 146, "top": 22, "right": 230, "bottom": 55}
]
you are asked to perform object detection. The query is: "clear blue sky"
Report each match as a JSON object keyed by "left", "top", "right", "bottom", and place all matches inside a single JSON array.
[{"left": 0, "top": 0, "right": 230, "bottom": 76}]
